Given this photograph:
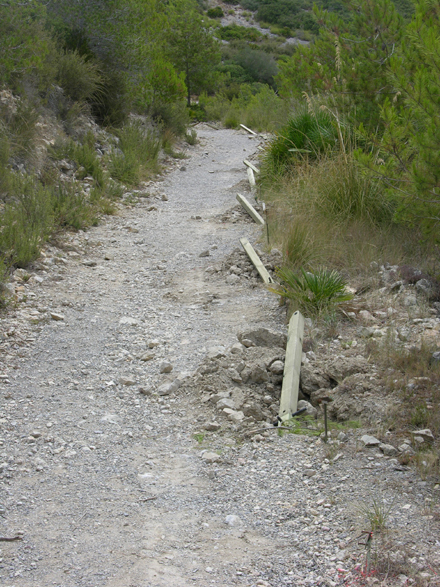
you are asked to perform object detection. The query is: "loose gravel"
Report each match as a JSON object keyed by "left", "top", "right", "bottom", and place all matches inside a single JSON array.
[{"left": 0, "top": 125, "right": 439, "bottom": 587}]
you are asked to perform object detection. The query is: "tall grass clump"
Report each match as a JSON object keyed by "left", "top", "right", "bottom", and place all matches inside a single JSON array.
[
  {"left": 109, "top": 121, "right": 160, "bottom": 185},
  {"left": 262, "top": 106, "right": 340, "bottom": 174}
]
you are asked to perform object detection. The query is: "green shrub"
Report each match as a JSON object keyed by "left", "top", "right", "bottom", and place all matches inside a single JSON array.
[
  {"left": 56, "top": 50, "right": 103, "bottom": 103},
  {"left": 0, "top": 174, "right": 54, "bottom": 267},
  {"left": 271, "top": 266, "right": 353, "bottom": 317},
  {"left": 207, "top": 6, "right": 224, "bottom": 18},
  {"left": 51, "top": 182, "right": 92, "bottom": 230},
  {"left": 264, "top": 107, "right": 339, "bottom": 173},
  {"left": 109, "top": 121, "right": 160, "bottom": 185},
  {"left": 185, "top": 129, "right": 198, "bottom": 145}
]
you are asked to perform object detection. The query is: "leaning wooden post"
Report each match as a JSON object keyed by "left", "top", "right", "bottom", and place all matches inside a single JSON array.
[{"left": 278, "top": 311, "right": 304, "bottom": 423}]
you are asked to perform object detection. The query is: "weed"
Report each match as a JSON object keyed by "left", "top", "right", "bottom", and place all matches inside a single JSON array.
[
  {"left": 185, "top": 129, "right": 198, "bottom": 145},
  {"left": 356, "top": 498, "right": 393, "bottom": 533},
  {"left": 193, "top": 433, "right": 205, "bottom": 444},
  {"left": 278, "top": 414, "right": 320, "bottom": 436}
]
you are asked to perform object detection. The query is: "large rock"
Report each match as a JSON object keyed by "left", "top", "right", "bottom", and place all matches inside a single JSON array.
[
  {"left": 325, "top": 355, "right": 370, "bottom": 384},
  {"left": 157, "top": 378, "right": 181, "bottom": 396},
  {"left": 250, "top": 363, "right": 269, "bottom": 383},
  {"left": 237, "top": 327, "right": 287, "bottom": 349},
  {"left": 300, "top": 364, "right": 331, "bottom": 396},
  {"left": 327, "top": 374, "right": 390, "bottom": 422}
]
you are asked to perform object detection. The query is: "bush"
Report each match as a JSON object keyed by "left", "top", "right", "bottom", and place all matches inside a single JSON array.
[
  {"left": 207, "top": 6, "right": 224, "bottom": 18},
  {"left": 271, "top": 266, "right": 353, "bottom": 317},
  {"left": 56, "top": 50, "right": 104, "bottom": 103},
  {"left": 109, "top": 120, "right": 160, "bottom": 185},
  {"left": 263, "top": 107, "right": 339, "bottom": 173}
]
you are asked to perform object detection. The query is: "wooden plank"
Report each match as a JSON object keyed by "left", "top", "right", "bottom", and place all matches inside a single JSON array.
[
  {"left": 239, "top": 237, "right": 274, "bottom": 284},
  {"left": 247, "top": 167, "right": 256, "bottom": 189},
  {"left": 279, "top": 311, "right": 305, "bottom": 422},
  {"left": 243, "top": 159, "right": 260, "bottom": 174},
  {"left": 240, "top": 124, "right": 257, "bottom": 136},
  {"left": 236, "top": 193, "right": 264, "bottom": 225}
]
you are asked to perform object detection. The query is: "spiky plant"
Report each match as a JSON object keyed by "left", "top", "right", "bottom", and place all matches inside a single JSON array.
[{"left": 271, "top": 266, "right": 353, "bottom": 317}]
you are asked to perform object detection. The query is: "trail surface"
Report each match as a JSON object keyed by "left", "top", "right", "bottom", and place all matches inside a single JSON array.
[{"left": 0, "top": 126, "right": 438, "bottom": 587}]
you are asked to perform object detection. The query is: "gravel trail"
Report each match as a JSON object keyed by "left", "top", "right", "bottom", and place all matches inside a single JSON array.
[{"left": 0, "top": 125, "right": 439, "bottom": 587}]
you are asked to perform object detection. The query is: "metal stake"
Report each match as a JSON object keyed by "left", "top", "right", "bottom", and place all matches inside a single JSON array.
[{"left": 323, "top": 402, "right": 328, "bottom": 443}]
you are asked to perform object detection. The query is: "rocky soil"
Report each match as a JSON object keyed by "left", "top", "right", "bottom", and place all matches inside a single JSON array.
[{"left": 0, "top": 125, "right": 439, "bottom": 587}]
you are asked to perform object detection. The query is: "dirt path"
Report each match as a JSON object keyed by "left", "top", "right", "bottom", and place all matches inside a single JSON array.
[{"left": 0, "top": 126, "right": 439, "bottom": 587}]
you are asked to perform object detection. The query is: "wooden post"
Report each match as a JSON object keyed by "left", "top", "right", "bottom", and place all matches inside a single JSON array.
[
  {"left": 239, "top": 238, "right": 274, "bottom": 284},
  {"left": 278, "top": 311, "right": 304, "bottom": 422},
  {"left": 240, "top": 124, "right": 257, "bottom": 136},
  {"left": 243, "top": 160, "right": 260, "bottom": 174},
  {"left": 247, "top": 167, "right": 256, "bottom": 190},
  {"left": 236, "top": 193, "right": 264, "bottom": 225}
]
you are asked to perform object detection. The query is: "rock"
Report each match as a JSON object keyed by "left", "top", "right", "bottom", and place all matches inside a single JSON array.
[
  {"left": 310, "top": 388, "right": 333, "bottom": 406},
  {"left": 297, "top": 400, "right": 317, "bottom": 418},
  {"left": 325, "top": 356, "right": 370, "bottom": 383},
  {"left": 82, "top": 260, "right": 97, "bottom": 267},
  {"left": 119, "top": 376, "right": 136, "bottom": 386},
  {"left": 411, "top": 429, "right": 434, "bottom": 443},
  {"left": 217, "top": 397, "right": 236, "bottom": 410},
  {"left": 119, "top": 316, "right": 139, "bottom": 326},
  {"left": 199, "top": 250, "right": 210, "bottom": 257},
  {"left": 138, "top": 387, "right": 153, "bottom": 396},
  {"left": 202, "top": 451, "right": 220, "bottom": 463},
  {"left": 207, "top": 346, "right": 226, "bottom": 359},
  {"left": 160, "top": 362, "right": 173, "bottom": 374},
  {"left": 223, "top": 408, "right": 245, "bottom": 422},
  {"left": 50, "top": 312, "right": 65, "bottom": 321},
  {"left": 230, "top": 342, "right": 244, "bottom": 355},
  {"left": 139, "top": 352, "right": 154, "bottom": 361},
  {"left": 403, "top": 294, "right": 417, "bottom": 307},
  {"left": 359, "top": 310, "right": 376, "bottom": 323},
  {"left": 227, "top": 368, "right": 242, "bottom": 382},
  {"left": 226, "top": 274, "right": 240, "bottom": 285},
  {"left": 300, "top": 364, "right": 331, "bottom": 396},
  {"left": 242, "top": 403, "right": 264, "bottom": 420},
  {"left": 104, "top": 252, "right": 114, "bottom": 260},
  {"left": 416, "top": 278, "right": 432, "bottom": 294},
  {"left": 157, "top": 379, "right": 181, "bottom": 396},
  {"left": 224, "top": 514, "right": 242, "bottom": 526},
  {"left": 250, "top": 363, "right": 269, "bottom": 383},
  {"left": 361, "top": 435, "right": 381, "bottom": 447},
  {"left": 0, "top": 282, "right": 15, "bottom": 297},
  {"left": 338, "top": 432, "right": 347, "bottom": 442},
  {"left": 241, "top": 338, "right": 254, "bottom": 348},
  {"left": 379, "top": 443, "right": 398, "bottom": 456},
  {"left": 148, "top": 340, "right": 160, "bottom": 348},
  {"left": 237, "top": 327, "right": 287, "bottom": 349},
  {"left": 204, "top": 422, "right": 221, "bottom": 432},
  {"left": 269, "top": 360, "right": 284, "bottom": 375}
]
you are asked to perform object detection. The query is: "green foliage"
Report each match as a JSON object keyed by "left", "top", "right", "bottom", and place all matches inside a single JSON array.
[
  {"left": 0, "top": 1, "right": 51, "bottom": 88},
  {"left": 51, "top": 182, "right": 92, "bottom": 230},
  {"left": 271, "top": 266, "right": 353, "bottom": 317},
  {"left": 218, "top": 24, "right": 265, "bottom": 41},
  {"left": 0, "top": 98, "right": 40, "bottom": 164},
  {"left": 185, "top": 129, "right": 198, "bottom": 145},
  {"left": 56, "top": 50, "right": 103, "bottom": 103},
  {"left": 264, "top": 107, "right": 339, "bottom": 172},
  {"left": 109, "top": 121, "right": 160, "bottom": 185},
  {"left": 207, "top": 6, "right": 224, "bottom": 18},
  {"left": 0, "top": 174, "right": 54, "bottom": 267},
  {"left": 140, "top": 57, "right": 187, "bottom": 113},
  {"left": 358, "top": 0, "right": 440, "bottom": 237},
  {"left": 235, "top": 47, "right": 278, "bottom": 86},
  {"left": 277, "top": 0, "right": 404, "bottom": 128},
  {"left": 166, "top": 0, "right": 221, "bottom": 105},
  {"left": 356, "top": 498, "right": 393, "bottom": 532}
]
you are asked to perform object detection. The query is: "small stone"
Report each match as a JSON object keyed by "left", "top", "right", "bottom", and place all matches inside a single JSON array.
[
  {"left": 223, "top": 408, "right": 245, "bottom": 422},
  {"left": 217, "top": 397, "right": 236, "bottom": 410},
  {"left": 161, "top": 193, "right": 168, "bottom": 201},
  {"left": 202, "top": 451, "right": 220, "bottom": 463},
  {"left": 230, "top": 342, "right": 244, "bottom": 355},
  {"left": 119, "top": 376, "right": 136, "bottom": 386},
  {"left": 224, "top": 514, "right": 242, "bottom": 526},
  {"left": 361, "top": 434, "right": 381, "bottom": 447},
  {"left": 160, "top": 362, "right": 173, "bottom": 374},
  {"left": 148, "top": 340, "right": 160, "bottom": 348},
  {"left": 199, "top": 250, "right": 210, "bottom": 257},
  {"left": 139, "top": 352, "right": 154, "bottom": 361},
  {"left": 250, "top": 363, "right": 269, "bottom": 383},
  {"left": 119, "top": 316, "right": 139, "bottom": 326},
  {"left": 104, "top": 253, "right": 114, "bottom": 260},
  {"left": 204, "top": 422, "right": 221, "bottom": 432},
  {"left": 379, "top": 443, "right": 398, "bottom": 456},
  {"left": 138, "top": 387, "right": 153, "bottom": 396},
  {"left": 50, "top": 312, "right": 65, "bottom": 321},
  {"left": 297, "top": 400, "right": 317, "bottom": 418},
  {"left": 82, "top": 260, "right": 97, "bottom": 267},
  {"left": 269, "top": 360, "right": 284, "bottom": 375},
  {"left": 157, "top": 379, "right": 180, "bottom": 396},
  {"left": 359, "top": 310, "right": 376, "bottom": 323},
  {"left": 226, "top": 274, "right": 240, "bottom": 285}
]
